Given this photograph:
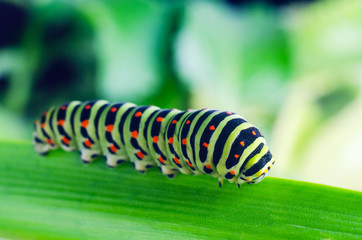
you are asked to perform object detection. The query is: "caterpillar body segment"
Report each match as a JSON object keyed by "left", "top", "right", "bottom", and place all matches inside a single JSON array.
[
  {"left": 123, "top": 105, "right": 161, "bottom": 172},
  {"left": 98, "top": 102, "right": 136, "bottom": 167},
  {"left": 147, "top": 108, "right": 181, "bottom": 177},
  {"left": 74, "top": 100, "right": 109, "bottom": 163},
  {"left": 52, "top": 101, "right": 82, "bottom": 152},
  {"left": 33, "top": 100, "right": 275, "bottom": 187}
]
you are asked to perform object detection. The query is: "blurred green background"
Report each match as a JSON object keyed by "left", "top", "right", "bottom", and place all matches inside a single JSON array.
[{"left": 0, "top": 0, "right": 361, "bottom": 191}]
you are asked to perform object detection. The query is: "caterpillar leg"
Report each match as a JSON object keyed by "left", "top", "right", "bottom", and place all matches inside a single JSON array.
[
  {"left": 34, "top": 141, "right": 58, "bottom": 156},
  {"left": 34, "top": 144, "right": 52, "bottom": 156},
  {"left": 80, "top": 150, "right": 101, "bottom": 164},
  {"left": 133, "top": 160, "right": 156, "bottom": 174},
  {"left": 105, "top": 154, "right": 128, "bottom": 168},
  {"left": 218, "top": 177, "right": 224, "bottom": 188},
  {"left": 159, "top": 165, "right": 178, "bottom": 179},
  {"left": 62, "top": 145, "right": 77, "bottom": 152}
]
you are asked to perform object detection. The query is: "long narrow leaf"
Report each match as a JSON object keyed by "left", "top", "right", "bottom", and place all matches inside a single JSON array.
[{"left": 0, "top": 141, "right": 361, "bottom": 239}]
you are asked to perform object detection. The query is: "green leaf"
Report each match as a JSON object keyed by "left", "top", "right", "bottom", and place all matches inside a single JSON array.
[{"left": 0, "top": 141, "right": 361, "bottom": 239}]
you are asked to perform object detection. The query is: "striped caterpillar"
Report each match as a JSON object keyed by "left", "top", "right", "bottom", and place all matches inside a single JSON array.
[{"left": 33, "top": 100, "right": 275, "bottom": 188}]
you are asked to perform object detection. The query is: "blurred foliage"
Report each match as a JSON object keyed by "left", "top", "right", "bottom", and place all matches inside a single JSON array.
[
  {"left": 0, "top": 0, "right": 97, "bottom": 117},
  {"left": 0, "top": 0, "right": 361, "bottom": 191}
]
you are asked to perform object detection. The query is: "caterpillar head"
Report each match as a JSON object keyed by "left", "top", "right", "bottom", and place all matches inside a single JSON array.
[
  {"left": 32, "top": 119, "right": 57, "bottom": 155},
  {"left": 237, "top": 151, "right": 275, "bottom": 185}
]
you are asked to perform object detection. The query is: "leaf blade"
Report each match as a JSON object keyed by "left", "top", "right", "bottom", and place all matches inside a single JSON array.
[{"left": 0, "top": 141, "right": 361, "bottom": 240}]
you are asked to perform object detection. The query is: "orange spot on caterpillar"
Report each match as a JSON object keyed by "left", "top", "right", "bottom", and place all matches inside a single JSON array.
[
  {"left": 62, "top": 137, "right": 70, "bottom": 144},
  {"left": 182, "top": 138, "right": 187, "bottom": 145},
  {"left": 131, "top": 130, "right": 138, "bottom": 138},
  {"left": 84, "top": 139, "right": 92, "bottom": 148},
  {"left": 234, "top": 154, "right": 239, "bottom": 158},
  {"left": 46, "top": 138, "right": 53, "bottom": 145},
  {"left": 209, "top": 125, "right": 215, "bottom": 130},
  {"left": 205, "top": 163, "right": 212, "bottom": 169},
  {"left": 81, "top": 120, "right": 89, "bottom": 128},
  {"left": 42, "top": 111, "right": 47, "bottom": 116},
  {"left": 240, "top": 141, "right": 245, "bottom": 147},
  {"left": 106, "top": 124, "right": 114, "bottom": 132},
  {"left": 172, "top": 120, "right": 177, "bottom": 124},
  {"left": 203, "top": 142, "right": 209, "bottom": 148},
  {"left": 168, "top": 137, "right": 174, "bottom": 144},
  {"left": 85, "top": 105, "right": 91, "bottom": 110},
  {"left": 60, "top": 106, "right": 66, "bottom": 110},
  {"left": 186, "top": 120, "right": 190, "bottom": 124},
  {"left": 110, "top": 107, "right": 117, "bottom": 112},
  {"left": 226, "top": 111, "right": 232, "bottom": 115},
  {"left": 152, "top": 136, "right": 159, "bottom": 143},
  {"left": 136, "top": 151, "right": 144, "bottom": 159},
  {"left": 229, "top": 170, "right": 236, "bottom": 175},
  {"left": 158, "top": 156, "right": 165, "bottom": 164},
  {"left": 58, "top": 119, "right": 65, "bottom": 126},
  {"left": 156, "top": 117, "right": 163, "bottom": 122},
  {"left": 186, "top": 160, "right": 193, "bottom": 168},
  {"left": 173, "top": 157, "right": 180, "bottom": 164},
  {"left": 252, "top": 131, "right": 256, "bottom": 136},
  {"left": 110, "top": 145, "right": 117, "bottom": 153},
  {"left": 41, "top": 123, "right": 46, "bottom": 128},
  {"left": 135, "top": 111, "right": 142, "bottom": 117}
]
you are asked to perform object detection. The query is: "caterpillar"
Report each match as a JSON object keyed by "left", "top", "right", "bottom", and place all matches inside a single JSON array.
[{"left": 33, "top": 100, "right": 275, "bottom": 188}]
